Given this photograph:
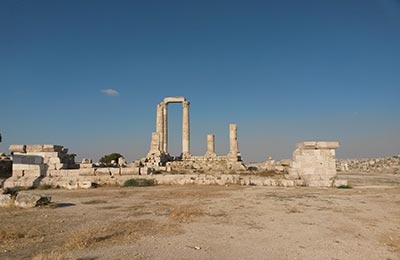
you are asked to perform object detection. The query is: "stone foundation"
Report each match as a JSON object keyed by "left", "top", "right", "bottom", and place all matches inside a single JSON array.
[{"left": 33, "top": 172, "right": 306, "bottom": 188}]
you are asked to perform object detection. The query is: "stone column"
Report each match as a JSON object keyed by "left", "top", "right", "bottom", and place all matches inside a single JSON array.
[
  {"left": 147, "top": 132, "right": 161, "bottom": 157},
  {"left": 228, "top": 124, "right": 239, "bottom": 159},
  {"left": 205, "top": 134, "right": 216, "bottom": 158},
  {"left": 182, "top": 101, "right": 190, "bottom": 158},
  {"left": 156, "top": 103, "right": 164, "bottom": 152},
  {"left": 162, "top": 103, "right": 168, "bottom": 153}
]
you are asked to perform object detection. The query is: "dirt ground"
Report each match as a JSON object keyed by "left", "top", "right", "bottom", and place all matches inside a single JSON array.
[{"left": 1, "top": 172, "right": 399, "bottom": 260}]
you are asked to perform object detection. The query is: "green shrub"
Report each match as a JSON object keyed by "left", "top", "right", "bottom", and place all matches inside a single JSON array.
[
  {"left": 337, "top": 184, "right": 352, "bottom": 189},
  {"left": 99, "top": 153, "right": 123, "bottom": 164},
  {"left": 38, "top": 184, "right": 53, "bottom": 190},
  {"left": 123, "top": 178, "right": 155, "bottom": 187}
]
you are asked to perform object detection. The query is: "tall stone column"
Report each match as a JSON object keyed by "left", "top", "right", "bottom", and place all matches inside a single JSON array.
[
  {"left": 156, "top": 103, "right": 164, "bottom": 152},
  {"left": 205, "top": 134, "right": 216, "bottom": 158},
  {"left": 182, "top": 101, "right": 190, "bottom": 158},
  {"left": 163, "top": 103, "right": 168, "bottom": 153},
  {"left": 228, "top": 124, "right": 239, "bottom": 159}
]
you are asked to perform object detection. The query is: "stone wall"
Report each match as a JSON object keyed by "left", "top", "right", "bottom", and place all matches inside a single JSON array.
[
  {"left": 37, "top": 172, "right": 305, "bottom": 188},
  {"left": 337, "top": 156, "right": 400, "bottom": 174},
  {"left": 4, "top": 144, "right": 78, "bottom": 188},
  {"left": 166, "top": 156, "right": 246, "bottom": 173}
]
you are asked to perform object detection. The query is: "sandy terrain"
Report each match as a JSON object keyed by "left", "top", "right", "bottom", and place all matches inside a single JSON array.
[{"left": 1, "top": 172, "right": 399, "bottom": 260}]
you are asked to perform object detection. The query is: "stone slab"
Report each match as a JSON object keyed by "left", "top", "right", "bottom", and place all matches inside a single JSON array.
[{"left": 9, "top": 145, "right": 26, "bottom": 153}]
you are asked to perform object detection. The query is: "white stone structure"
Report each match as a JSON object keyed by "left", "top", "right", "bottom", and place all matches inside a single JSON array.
[
  {"left": 288, "top": 141, "right": 343, "bottom": 187},
  {"left": 147, "top": 97, "right": 191, "bottom": 161},
  {"left": 204, "top": 134, "right": 217, "bottom": 158},
  {"left": 228, "top": 124, "right": 241, "bottom": 161},
  {"left": 4, "top": 144, "right": 77, "bottom": 188}
]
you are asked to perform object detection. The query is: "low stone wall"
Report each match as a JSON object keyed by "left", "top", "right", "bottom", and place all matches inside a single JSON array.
[
  {"left": 166, "top": 157, "right": 246, "bottom": 173},
  {"left": 37, "top": 172, "right": 307, "bottom": 188},
  {"left": 4, "top": 144, "right": 78, "bottom": 188},
  {"left": 337, "top": 156, "right": 400, "bottom": 174}
]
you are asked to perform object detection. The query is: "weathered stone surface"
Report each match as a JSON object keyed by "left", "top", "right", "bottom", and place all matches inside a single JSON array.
[
  {"left": 79, "top": 181, "right": 92, "bottom": 189},
  {"left": 12, "top": 154, "right": 43, "bottom": 164},
  {"left": 288, "top": 141, "right": 342, "bottom": 187},
  {"left": 333, "top": 179, "right": 348, "bottom": 187},
  {"left": 9, "top": 145, "right": 26, "bottom": 153},
  {"left": 14, "top": 192, "right": 51, "bottom": 208},
  {"left": 96, "top": 168, "right": 111, "bottom": 176},
  {"left": 78, "top": 169, "right": 96, "bottom": 176},
  {"left": 228, "top": 124, "right": 241, "bottom": 161},
  {"left": 120, "top": 167, "right": 140, "bottom": 175},
  {"left": 42, "top": 144, "right": 63, "bottom": 152},
  {"left": 337, "top": 156, "right": 400, "bottom": 174},
  {"left": 80, "top": 162, "right": 94, "bottom": 169}
]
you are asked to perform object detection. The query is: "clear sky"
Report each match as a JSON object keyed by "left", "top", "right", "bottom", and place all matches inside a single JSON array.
[{"left": 1, "top": 0, "right": 399, "bottom": 162}]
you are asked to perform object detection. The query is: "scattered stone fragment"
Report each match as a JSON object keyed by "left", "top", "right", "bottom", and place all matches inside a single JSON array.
[{"left": 14, "top": 192, "right": 51, "bottom": 208}]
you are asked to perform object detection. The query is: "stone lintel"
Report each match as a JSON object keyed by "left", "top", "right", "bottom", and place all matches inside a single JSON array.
[
  {"left": 163, "top": 96, "right": 186, "bottom": 104},
  {"left": 297, "top": 141, "right": 339, "bottom": 150}
]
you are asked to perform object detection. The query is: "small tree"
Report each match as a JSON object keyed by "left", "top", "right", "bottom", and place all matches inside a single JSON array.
[
  {"left": 0, "top": 133, "right": 2, "bottom": 143},
  {"left": 99, "top": 153, "right": 123, "bottom": 164}
]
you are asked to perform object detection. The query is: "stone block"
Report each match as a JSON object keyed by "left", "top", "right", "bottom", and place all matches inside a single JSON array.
[
  {"left": 96, "top": 168, "right": 111, "bottom": 176},
  {"left": 297, "top": 142, "right": 317, "bottom": 149},
  {"left": 307, "top": 180, "right": 333, "bottom": 187},
  {"left": 28, "top": 152, "right": 60, "bottom": 159},
  {"left": 110, "top": 168, "right": 120, "bottom": 176},
  {"left": 79, "top": 181, "right": 92, "bottom": 189},
  {"left": 13, "top": 154, "right": 43, "bottom": 165},
  {"left": 22, "top": 170, "right": 43, "bottom": 177},
  {"left": 9, "top": 145, "right": 26, "bottom": 153},
  {"left": 80, "top": 163, "right": 94, "bottom": 169},
  {"left": 66, "top": 182, "right": 79, "bottom": 190},
  {"left": 333, "top": 179, "right": 348, "bottom": 187},
  {"left": 14, "top": 192, "right": 51, "bottom": 208},
  {"left": 280, "top": 180, "right": 295, "bottom": 187},
  {"left": 316, "top": 142, "right": 340, "bottom": 149},
  {"left": 120, "top": 167, "right": 140, "bottom": 175},
  {"left": 26, "top": 145, "right": 44, "bottom": 153},
  {"left": 48, "top": 157, "right": 62, "bottom": 164},
  {"left": 140, "top": 167, "right": 151, "bottom": 175},
  {"left": 46, "top": 163, "right": 66, "bottom": 170},
  {"left": 13, "top": 164, "right": 43, "bottom": 171},
  {"left": 78, "top": 169, "right": 96, "bottom": 176},
  {"left": 301, "top": 149, "right": 321, "bottom": 156},
  {"left": 42, "top": 145, "right": 63, "bottom": 152}
]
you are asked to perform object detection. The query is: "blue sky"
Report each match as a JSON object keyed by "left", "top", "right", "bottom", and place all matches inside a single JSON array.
[{"left": 1, "top": 0, "right": 399, "bottom": 162}]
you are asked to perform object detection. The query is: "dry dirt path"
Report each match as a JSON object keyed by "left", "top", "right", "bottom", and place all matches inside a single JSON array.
[{"left": 0, "top": 172, "right": 399, "bottom": 260}]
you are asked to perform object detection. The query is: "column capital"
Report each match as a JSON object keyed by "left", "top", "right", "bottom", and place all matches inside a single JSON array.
[{"left": 182, "top": 101, "right": 190, "bottom": 108}]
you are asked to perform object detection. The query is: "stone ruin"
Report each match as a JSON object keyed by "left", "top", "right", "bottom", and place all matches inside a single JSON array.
[
  {"left": 0, "top": 96, "right": 346, "bottom": 189},
  {"left": 288, "top": 141, "right": 346, "bottom": 187},
  {"left": 337, "top": 156, "right": 400, "bottom": 174},
  {"left": 144, "top": 97, "right": 246, "bottom": 172},
  {"left": 4, "top": 145, "right": 78, "bottom": 188}
]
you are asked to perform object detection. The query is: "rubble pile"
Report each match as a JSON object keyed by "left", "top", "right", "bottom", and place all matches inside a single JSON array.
[{"left": 338, "top": 156, "right": 400, "bottom": 174}]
